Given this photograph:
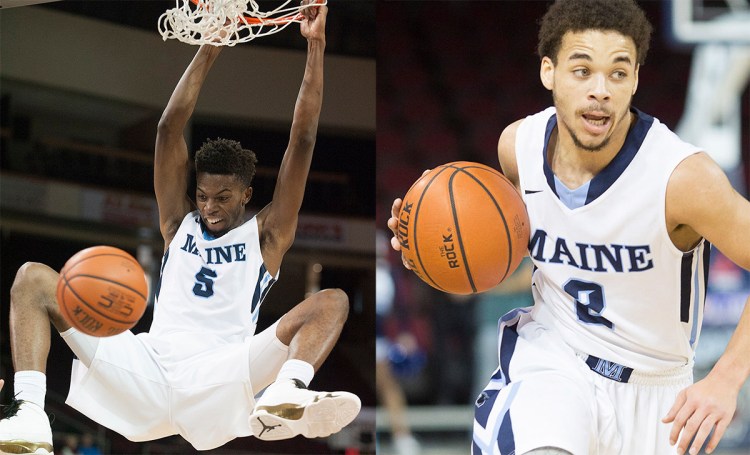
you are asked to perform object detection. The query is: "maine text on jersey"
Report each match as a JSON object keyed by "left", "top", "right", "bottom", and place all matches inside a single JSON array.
[
  {"left": 181, "top": 233, "right": 247, "bottom": 264},
  {"left": 529, "top": 229, "right": 654, "bottom": 273}
]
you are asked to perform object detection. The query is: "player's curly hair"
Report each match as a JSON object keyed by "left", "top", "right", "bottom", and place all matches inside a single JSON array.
[
  {"left": 538, "top": 0, "right": 652, "bottom": 65},
  {"left": 195, "top": 137, "right": 258, "bottom": 187}
]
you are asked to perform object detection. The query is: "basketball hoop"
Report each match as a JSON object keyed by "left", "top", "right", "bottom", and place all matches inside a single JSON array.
[{"left": 158, "top": 0, "right": 326, "bottom": 46}]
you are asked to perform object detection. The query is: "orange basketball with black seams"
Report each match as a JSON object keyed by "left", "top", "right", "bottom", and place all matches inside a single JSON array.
[
  {"left": 56, "top": 246, "right": 148, "bottom": 337},
  {"left": 397, "top": 161, "right": 530, "bottom": 295}
]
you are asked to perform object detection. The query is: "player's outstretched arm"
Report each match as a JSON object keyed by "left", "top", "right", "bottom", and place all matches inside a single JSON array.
[
  {"left": 258, "top": 3, "right": 326, "bottom": 276},
  {"left": 155, "top": 45, "right": 222, "bottom": 248},
  {"left": 662, "top": 152, "right": 750, "bottom": 455}
]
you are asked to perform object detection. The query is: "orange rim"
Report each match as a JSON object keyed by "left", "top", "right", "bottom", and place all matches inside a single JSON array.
[{"left": 188, "top": 0, "right": 312, "bottom": 25}]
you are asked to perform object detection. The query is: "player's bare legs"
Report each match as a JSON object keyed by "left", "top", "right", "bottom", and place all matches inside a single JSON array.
[
  {"left": 0, "top": 262, "right": 68, "bottom": 454},
  {"left": 275, "top": 288, "right": 349, "bottom": 370},
  {"left": 249, "top": 289, "right": 361, "bottom": 441},
  {"left": 9, "top": 263, "right": 70, "bottom": 373}
]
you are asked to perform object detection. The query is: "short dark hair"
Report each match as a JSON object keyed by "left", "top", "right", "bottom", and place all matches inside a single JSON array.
[
  {"left": 195, "top": 137, "right": 258, "bottom": 187},
  {"left": 538, "top": 0, "right": 652, "bottom": 65}
]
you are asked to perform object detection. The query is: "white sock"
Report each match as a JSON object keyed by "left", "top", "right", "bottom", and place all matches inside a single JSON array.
[
  {"left": 14, "top": 371, "right": 46, "bottom": 408},
  {"left": 275, "top": 359, "right": 314, "bottom": 387}
]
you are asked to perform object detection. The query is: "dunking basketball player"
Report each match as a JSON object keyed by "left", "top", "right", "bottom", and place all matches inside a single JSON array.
[
  {"left": 0, "top": 3, "right": 360, "bottom": 453},
  {"left": 387, "top": 0, "right": 750, "bottom": 454}
]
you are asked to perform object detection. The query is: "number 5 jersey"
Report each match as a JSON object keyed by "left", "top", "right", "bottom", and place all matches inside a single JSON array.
[{"left": 150, "top": 211, "right": 277, "bottom": 343}]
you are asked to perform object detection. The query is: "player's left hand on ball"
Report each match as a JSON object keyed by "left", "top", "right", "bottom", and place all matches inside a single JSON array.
[{"left": 662, "top": 373, "right": 738, "bottom": 454}]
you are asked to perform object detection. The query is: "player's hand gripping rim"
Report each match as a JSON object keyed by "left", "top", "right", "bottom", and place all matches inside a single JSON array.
[{"left": 300, "top": 0, "right": 326, "bottom": 42}]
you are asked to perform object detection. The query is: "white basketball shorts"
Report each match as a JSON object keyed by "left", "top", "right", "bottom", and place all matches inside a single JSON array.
[
  {"left": 61, "top": 321, "right": 288, "bottom": 450},
  {"left": 473, "top": 308, "right": 692, "bottom": 455}
]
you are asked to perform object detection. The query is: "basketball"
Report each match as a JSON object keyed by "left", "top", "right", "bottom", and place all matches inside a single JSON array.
[
  {"left": 396, "top": 161, "right": 530, "bottom": 295},
  {"left": 56, "top": 246, "right": 148, "bottom": 337}
]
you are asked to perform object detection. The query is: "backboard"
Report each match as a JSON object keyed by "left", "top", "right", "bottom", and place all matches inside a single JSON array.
[{"left": 670, "top": 0, "right": 750, "bottom": 44}]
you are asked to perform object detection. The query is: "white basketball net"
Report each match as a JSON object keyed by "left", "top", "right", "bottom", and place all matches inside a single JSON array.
[{"left": 158, "top": 0, "right": 325, "bottom": 46}]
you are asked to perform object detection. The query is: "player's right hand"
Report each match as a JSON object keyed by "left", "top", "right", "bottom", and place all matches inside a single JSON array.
[
  {"left": 388, "top": 169, "right": 432, "bottom": 270},
  {"left": 386, "top": 198, "right": 413, "bottom": 270},
  {"left": 386, "top": 197, "right": 403, "bottom": 252}
]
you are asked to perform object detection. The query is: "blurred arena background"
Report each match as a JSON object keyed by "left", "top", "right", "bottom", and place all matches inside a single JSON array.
[
  {"left": 375, "top": 1, "right": 750, "bottom": 455},
  {"left": 0, "top": 1, "right": 375, "bottom": 454}
]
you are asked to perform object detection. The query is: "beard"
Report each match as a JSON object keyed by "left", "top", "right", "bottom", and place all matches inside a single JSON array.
[
  {"left": 553, "top": 92, "right": 629, "bottom": 153},
  {"left": 567, "top": 124, "right": 612, "bottom": 152}
]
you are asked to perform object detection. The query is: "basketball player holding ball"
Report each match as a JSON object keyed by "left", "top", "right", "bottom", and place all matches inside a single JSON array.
[
  {"left": 0, "top": 3, "right": 360, "bottom": 453},
  {"left": 387, "top": 0, "right": 750, "bottom": 454}
]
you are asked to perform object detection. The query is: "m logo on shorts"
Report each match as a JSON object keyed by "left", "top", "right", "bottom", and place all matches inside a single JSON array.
[
  {"left": 586, "top": 356, "right": 633, "bottom": 383},
  {"left": 594, "top": 359, "right": 625, "bottom": 381}
]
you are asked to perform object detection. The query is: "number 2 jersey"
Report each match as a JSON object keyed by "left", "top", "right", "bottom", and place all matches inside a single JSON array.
[
  {"left": 149, "top": 211, "right": 277, "bottom": 344},
  {"left": 515, "top": 107, "right": 708, "bottom": 371}
]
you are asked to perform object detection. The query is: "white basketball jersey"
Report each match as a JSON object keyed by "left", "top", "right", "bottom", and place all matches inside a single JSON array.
[
  {"left": 515, "top": 107, "right": 708, "bottom": 371},
  {"left": 150, "top": 211, "right": 277, "bottom": 343}
]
